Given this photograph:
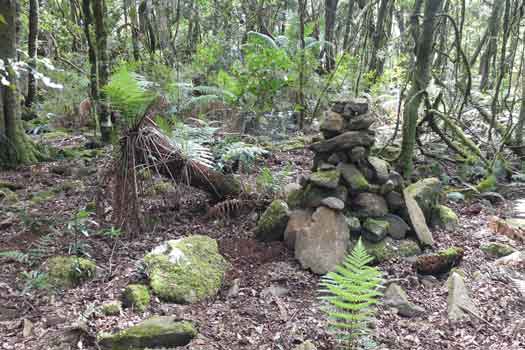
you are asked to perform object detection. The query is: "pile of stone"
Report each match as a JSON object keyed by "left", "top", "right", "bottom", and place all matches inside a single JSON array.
[{"left": 255, "top": 98, "right": 459, "bottom": 274}]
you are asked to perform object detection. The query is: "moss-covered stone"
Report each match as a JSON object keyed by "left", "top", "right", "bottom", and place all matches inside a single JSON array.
[
  {"left": 0, "top": 187, "right": 19, "bottom": 204},
  {"left": 415, "top": 247, "right": 464, "bottom": 275},
  {"left": 122, "top": 284, "right": 150, "bottom": 312},
  {"left": 308, "top": 169, "right": 341, "bottom": 189},
  {"left": 145, "top": 180, "right": 176, "bottom": 196},
  {"left": 398, "top": 240, "right": 422, "bottom": 257},
  {"left": 480, "top": 242, "right": 516, "bottom": 258},
  {"left": 255, "top": 200, "right": 290, "bottom": 241},
  {"left": 338, "top": 163, "right": 369, "bottom": 191},
  {"left": 97, "top": 316, "right": 197, "bottom": 350},
  {"left": 431, "top": 205, "right": 459, "bottom": 230},
  {"left": 406, "top": 178, "right": 442, "bottom": 221},
  {"left": 362, "top": 218, "right": 389, "bottom": 242},
  {"left": 144, "top": 235, "right": 230, "bottom": 304},
  {"left": 45, "top": 256, "right": 96, "bottom": 289},
  {"left": 360, "top": 238, "right": 396, "bottom": 263},
  {"left": 476, "top": 175, "right": 497, "bottom": 193},
  {"left": 30, "top": 190, "right": 55, "bottom": 205},
  {"left": 287, "top": 187, "right": 304, "bottom": 209},
  {"left": 100, "top": 300, "right": 122, "bottom": 316}
]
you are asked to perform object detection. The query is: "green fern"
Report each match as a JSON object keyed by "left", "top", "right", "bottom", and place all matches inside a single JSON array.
[
  {"left": 0, "top": 250, "right": 29, "bottom": 264},
  {"left": 220, "top": 141, "right": 268, "bottom": 170},
  {"left": 318, "top": 239, "right": 383, "bottom": 347}
]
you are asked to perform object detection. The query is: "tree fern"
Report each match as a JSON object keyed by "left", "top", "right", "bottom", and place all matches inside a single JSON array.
[{"left": 318, "top": 239, "right": 383, "bottom": 347}]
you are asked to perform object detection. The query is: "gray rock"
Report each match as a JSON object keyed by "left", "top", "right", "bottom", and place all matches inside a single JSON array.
[
  {"left": 405, "top": 178, "right": 442, "bottom": 221},
  {"left": 320, "top": 197, "right": 345, "bottom": 210},
  {"left": 347, "top": 113, "right": 376, "bottom": 130},
  {"left": 384, "top": 214, "right": 410, "bottom": 240},
  {"left": 384, "top": 283, "right": 425, "bottom": 318},
  {"left": 261, "top": 285, "right": 289, "bottom": 298},
  {"left": 447, "top": 272, "right": 479, "bottom": 321},
  {"left": 380, "top": 179, "right": 396, "bottom": 195},
  {"left": 368, "top": 156, "right": 390, "bottom": 184},
  {"left": 338, "top": 163, "right": 369, "bottom": 191},
  {"left": 386, "top": 191, "right": 405, "bottom": 212},
  {"left": 430, "top": 205, "right": 459, "bottom": 230},
  {"left": 293, "top": 340, "right": 317, "bottom": 350},
  {"left": 480, "top": 192, "right": 505, "bottom": 204},
  {"left": 284, "top": 183, "right": 302, "bottom": 198},
  {"left": 362, "top": 218, "right": 389, "bottom": 242},
  {"left": 320, "top": 111, "right": 344, "bottom": 135},
  {"left": 327, "top": 153, "right": 341, "bottom": 165},
  {"left": 295, "top": 207, "right": 350, "bottom": 274},
  {"left": 447, "top": 192, "right": 465, "bottom": 203},
  {"left": 97, "top": 316, "right": 197, "bottom": 349},
  {"left": 308, "top": 169, "right": 341, "bottom": 189},
  {"left": 284, "top": 210, "right": 312, "bottom": 249},
  {"left": 256, "top": 200, "right": 290, "bottom": 241},
  {"left": 348, "top": 146, "right": 368, "bottom": 163},
  {"left": 403, "top": 188, "right": 434, "bottom": 247},
  {"left": 310, "top": 131, "right": 375, "bottom": 153},
  {"left": 345, "top": 215, "right": 361, "bottom": 233},
  {"left": 480, "top": 242, "right": 516, "bottom": 258},
  {"left": 342, "top": 98, "right": 369, "bottom": 117},
  {"left": 353, "top": 192, "right": 389, "bottom": 217}
]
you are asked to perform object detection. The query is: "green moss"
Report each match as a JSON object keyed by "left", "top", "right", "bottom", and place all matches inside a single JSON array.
[
  {"left": 0, "top": 188, "right": 19, "bottom": 204},
  {"left": 406, "top": 178, "right": 442, "bottom": 219},
  {"left": 439, "top": 247, "right": 464, "bottom": 260},
  {"left": 308, "top": 169, "right": 341, "bottom": 189},
  {"left": 255, "top": 200, "right": 289, "bottom": 241},
  {"left": 40, "top": 130, "right": 69, "bottom": 142},
  {"left": 339, "top": 163, "right": 369, "bottom": 191},
  {"left": 476, "top": 175, "right": 497, "bottom": 193},
  {"left": 46, "top": 256, "right": 96, "bottom": 289},
  {"left": 480, "top": 242, "right": 516, "bottom": 258},
  {"left": 144, "top": 235, "right": 230, "bottom": 304},
  {"left": 100, "top": 301, "right": 122, "bottom": 316},
  {"left": 145, "top": 180, "right": 175, "bottom": 196},
  {"left": 53, "top": 180, "right": 85, "bottom": 194},
  {"left": 431, "top": 205, "right": 459, "bottom": 230},
  {"left": 30, "top": 190, "right": 55, "bottom": 205},
  {"left": 398, "top": 240, "right": 422, "bottom": 257},
  {"left": 361, "top": 239, "right": 396, "bottom": 263},
  {"left": 97, "top": 316, "right": 197, "bottom": 350},
  {"left": 122, "top": 284, "right": 150, "bottom": 312},
  {"left": 287, "top": 188, "right": 304, "bottom": 209}
]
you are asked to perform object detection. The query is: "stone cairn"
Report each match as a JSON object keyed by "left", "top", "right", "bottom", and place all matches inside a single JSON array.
[{"left": 276, "top": 98, "right": 447, "bottom": 274}]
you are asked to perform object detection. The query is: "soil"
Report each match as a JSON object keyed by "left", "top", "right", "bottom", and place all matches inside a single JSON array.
[{"left": 1, "top": 134, "right": 525, "bottom": 350}]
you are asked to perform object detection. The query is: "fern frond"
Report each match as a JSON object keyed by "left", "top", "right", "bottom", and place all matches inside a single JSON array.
[
  {"left": 0, "top": 250, "right": 29, "bottom": 264},
  {"left": 246, "top": 31, "right": 278, "bottom": 49}
]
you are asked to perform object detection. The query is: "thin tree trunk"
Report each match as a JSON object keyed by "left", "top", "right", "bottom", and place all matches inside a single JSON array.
[
  {"left": 342, "top": 0, "right": 355, "bottom": 51},
  {"left": 397, "top": 0, "right": 444, "bottom": 177},
  {"left": 82, "top": 0, "right": 98, "bottom": 137},
  {"left": 25, "top": 0, "right": 39, "bottom": 108},
  {"left": 128, "top": 0, "right": 141, "bottom": 61},
  {"left": 368, "top": 0, "right": 391, "bottom": 79},
  {"left": 297, "top": 0, "right": 307, "bottom": 129},
  {"left": 479, "top": 0, "right": 503, "bottom": 91},
  {"left": 323, "top": 0, "right": 339, "bottom": 71}
]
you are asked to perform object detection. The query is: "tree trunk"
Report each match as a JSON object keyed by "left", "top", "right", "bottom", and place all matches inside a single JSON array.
[
  {"left": 92, "top": 0, "right": 113, "bottom": 143},
  {"left": 479, "top": 0, "right": 503, "bottom": 91},
  {"left": 81, "top": 0, "right": 98, "bottom": 134},
  {"left": 0, "top": 0, "right": 41, "bottom": 168},
  {"left": 323, "top": 0, "right": 339, "bottom": 71},
  {"left": 25, "top": 0, "right": 39, "bottom": 108},
  {"left": 515, "top": 53, "right": 525, "bottom": 152},
  {"left": 397, "top": 0, "right": 444, "bottom": 177},
  {"left": 342, "top": 0, "right": 355, "bottom": 51},
  {"left": 368, "top": 0, "right": 392, "bottom": 79},
  {"left": 297, "top": 0, "right": 307, "bottom": 129},
  {"left": 127, "top": 0, "right": 141, "bottom": 61}
]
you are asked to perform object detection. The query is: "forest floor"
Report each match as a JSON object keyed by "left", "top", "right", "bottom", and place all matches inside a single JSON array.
[{"left": 1, "top": 131, "right": 525, "bottom": 350}]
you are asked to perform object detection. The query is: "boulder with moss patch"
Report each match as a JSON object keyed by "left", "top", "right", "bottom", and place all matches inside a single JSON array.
[
  {"left": 338, "top": 163, "right": 369, "bottom": 191},
  {"left": 431, "top": 205, "right": 459, "bottom": 230},
  {"left": 144, "top": 235, "right": 230, "bottom": 304},
  {"left": 122, "top": 284, "right": 150, "bottom": 312},
  {"left": 398, "top": 240, "right": 422, "bottom": 257},
  {"left": 405, "top": 178, "right": 442, "bottom": 221},
  {"left": 308, "top": 169, "right": 341, "bottom": 189},
  {"left": 415, "top": 247, "right": 464, "bottom": 275},
  {"left": 98, "top": 316, "right": 197, "bottom": 349},
  {"left": 362, "top": 218, "right": 389, "bottom": 242},
  {"left": 480, "top": 242, "right": 516, "bottom": 258},
  {"left": 100, "top": 301, "right": 122, "bottom": 316},
  {"left": 45, "top": 256, "right": 96, "bottom": 289},
  {"left": 256, "top": 200, "right": 290, "bottom": 241}
]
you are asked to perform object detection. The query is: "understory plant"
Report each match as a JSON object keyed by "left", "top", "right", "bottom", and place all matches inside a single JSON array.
[{"left": 318, "top": 239, "right": 383, "bottom": 348}]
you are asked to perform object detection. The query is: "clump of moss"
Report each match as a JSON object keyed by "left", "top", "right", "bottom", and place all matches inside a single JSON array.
[
  {"left": 45, "top": 256, "right": 96, "bottom": 289},
  {"left": 0, "top": 188, "right": 19, "bottom": 204},
  {"left": 398, "top": 240, "right": 422, "bottom": 257},
  {"left": 255, "top": 200, "right": 289, "bottom": 241},
  {"left": 122, "top": 284, "right": 150, "bottom": 312},
  {"left": 100, "top": 300, "right": 122, "bottom": 316},
  {"left": 30, "top": 191, "right": 55, "bottom": 205},
  {"left": 476, "top": 175, "right": 496, "bottom": 193},
  {"left": 308, "top": 169, "right": 341, "bottom": 189}
]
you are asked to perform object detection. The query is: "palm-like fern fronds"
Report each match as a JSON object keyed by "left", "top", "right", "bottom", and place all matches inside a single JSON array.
[{"left": 318, "top": 238, "right": 383, "bottom": 345}]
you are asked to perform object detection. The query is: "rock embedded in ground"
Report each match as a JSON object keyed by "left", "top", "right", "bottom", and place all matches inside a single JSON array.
[
  {"left": 384, "top": 283, "right": 425, "bottom": 318},
  {"left": 403, "top": 188, "right": 434, "bottom": 247},
  {"left": 431, "top": 205, "right": 459, "bottom": 230},
  {"left": 122, "top": 284, "right": 150, "bottom": 312},
  {"left": 362, "top": 218, "right": 390, "bottom": 242},
  {"left": 308, "top": 169, "right": 341, "bottom": 189},
  {"left": 415, "top": 247, "right": 464, "bottom": 275},
  {"left": 447, "top": 192, "right": 465, "bottom": 203},
  {"left": 255, "top": 200, "right": 290, "bottom": 241},
  {"left": 310, "top": 131, "right": 375, "bottom": 153},
  {"left": 44, "top": 256, "right": 96, "bottom": 289},
  {"left": 338, "top": 163, "right": 369, "bottom": 191},
  {"left": 405, "top": 177, "right": 442, "bottom": 221},
  {"left": 320, "top": 197, "right": 345, "bottom": 210},
  {"left": 98, "top": 316, "right": 197, "bottom": 349},
  {"left": 293, "top": 340, "right": 317, "bottom": 350},
  {"left": 398, "top": 240, "right": 422, "bottom": 257},
  {"left": 144, "top": 235, "right": 230, "bottom": 303},
  {"left": 384, "top": 214, "right": 410, "bottom": 240},
  {"left": 386, "top": 191, "right": 405, "bottom": 212},
  {"left": 294, "top": 206, "right": 349, "bottom": 274},
  {"left": 353, "top": 192, "right": 389, "bottom": 217},
  {"left": 447, "top": 272, "right": 479, "bottom": 321},
  {"left": 480, "top": 242, "right": 516, "bottom": 258}
]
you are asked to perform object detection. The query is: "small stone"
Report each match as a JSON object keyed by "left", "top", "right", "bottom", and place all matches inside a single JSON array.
[
  {"left": 308, "top": 169, "right": 341, "bottom": 189},
  {"left": 348, "top": 146, "right": 368, "bottom": 163},
  {"left": 431, "top": 205, "right": 459, "bottom": 230},
  {"left": 480, "top": 242, "right": 516, "bottom": 258},
  {"left": 415, "top": 247, "right": 464, "bottom": 275},
  {"left": 384, "top": 214, "right": 410, "bottom": 240},
  {"left": 284, "top": 183, "right": 301, "bottom": 198},
  {"left": 345, "top": 215, "right": 361, "bottom": 234},
  {"left": 226, "top": 278, "right": 241, "bottom": 298},
  {"left": 447, "top": 272, "right": 479, "bottom": 321},
  {"left": 384, "top": 283, "right": 425, "bottom": 318},
  {"left": 495, "top": 251, "right": 525, "bottom": 267},
  {"left": 353, "top": 192, "right": 389, "bottom": 217},
  {"left": 261, "top": 285, "right": 289, "bottom": 298},
  {"left": 338, "top": 163, "right": 369, "bottom": 191},
  {"left": 447, "top": 192, "right": 465, "bottom": 203},
  {"left": 320, "top": 197, "right": 345, "bottom": 210},
  {"left": 22, "top": 319, "right": 33, "bottom": 338},
  {"left": 256, "top": 200, "right": 290, "bottom": 241},
  {"left": 420, "top": 275, "right": 439, "bottom": 289},
  {"left": 293, "top": 340, "right": 317, "bottom": 350},
  {"left": 122, "top": 284, "right": 150, "bottom": 312},
  {"left": 342, "top": 98, "right": 368, "bottom": 116},
  {"left": 320, "top": 111, "right": 345, "bottom": 136},
  {"left": 347, "top": 113, "right": 376, "bottom": 130},
  {"left": 362, "top": 218, "right": 389, "bottom": 242}
]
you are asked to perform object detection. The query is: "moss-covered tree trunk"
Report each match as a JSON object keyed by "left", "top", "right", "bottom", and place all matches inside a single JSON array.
[
  {"left": 397, "top": 0, "right": 443, "bottom": 177},
  {"left": 0, "top": 0, "right": 41, "bottom": 168},
  {"left": 81, "top": 0, "right": 99, "bottom": 134},
  {"left": 25, "top": 0, "right": 39, "bottom": 108}
]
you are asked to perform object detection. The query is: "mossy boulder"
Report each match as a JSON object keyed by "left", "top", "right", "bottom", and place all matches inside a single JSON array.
[
  {"left": 338, "top": 163, "right": 369, "bottom": 191},
  {"left": 480, "top": 242, "right": 516, "bottom": 258},
  {"left": 122, "top": 284, "right": 150, "bottom": 312},
  {"left": 308, "top": 169, "right": 341, "bottom": 189},
  {"left": 415, "top": 247, "right": 464, "bottom": 275},
  {"left": 293, "top": 183, "right": 346, "bottom": 208},
  {"left": 476, "top": 175, "right": 497, "bottom": 193},
  {"left": 30, "top": 191, "right": 56, "bottom": 205},
  {"left": 362, "top": 218, "right": 389, "bottom": 242},
  {"left": 406, "top": 177, "right": 442, "bottom": 221},
  {"left": 45, "top": 256, "right": 96, "bottom": 289},
  {"left": 431, "top": 205, "right": 459, "bottom": 230},
  {"left": 255, "top": 200, "right": 290, "bottom": 241},
  {"left": 398, "top": 240, "right": 422, "bottom": 257},
  {"left": 100, "top": 301, "right": 122, "bottom": 316},
  {"left": 0, "top": 187, "right": 19, "bottom": 204},
  {"left": 143, "top": 235, "right": 230, "bottom": 304},
  {"left": 97, "top": 316, "right": 197, "bottom": 350}
]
